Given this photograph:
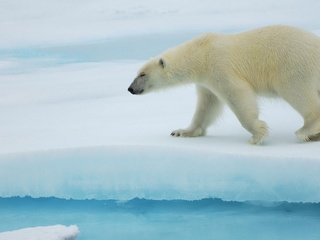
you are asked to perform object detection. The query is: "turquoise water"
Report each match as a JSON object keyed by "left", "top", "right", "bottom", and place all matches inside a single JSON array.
[{"left": 1, "top": 197, "right": 320, "bottom": 240}]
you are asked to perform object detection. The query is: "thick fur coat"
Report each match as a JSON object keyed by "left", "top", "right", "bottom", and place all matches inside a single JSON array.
[{"left": 128, "top": 25, "right": 320, "bottom": 144}]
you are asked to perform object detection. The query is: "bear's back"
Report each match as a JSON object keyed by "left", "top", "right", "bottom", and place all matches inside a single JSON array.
[{"left": 226, "top": 25, "right": 320, "bottom": 94}]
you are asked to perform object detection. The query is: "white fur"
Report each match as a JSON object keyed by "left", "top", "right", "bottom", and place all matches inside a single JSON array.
[{"left": 131, "top": 25, "right": 320, "bottom": 144}]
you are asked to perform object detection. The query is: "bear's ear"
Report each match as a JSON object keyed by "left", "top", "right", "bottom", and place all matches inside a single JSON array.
[{"left": 159, "top": 58, "right": 166, "bottom": 69}]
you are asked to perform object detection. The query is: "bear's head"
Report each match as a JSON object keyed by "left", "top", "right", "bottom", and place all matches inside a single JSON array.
[{"left": 128, "top": 57, "right": 173, "bottom": 95}]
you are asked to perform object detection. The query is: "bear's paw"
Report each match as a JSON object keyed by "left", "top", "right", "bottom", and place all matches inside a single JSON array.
[{"left": 170, "top": 127, "right": 205, "bottom": 137}]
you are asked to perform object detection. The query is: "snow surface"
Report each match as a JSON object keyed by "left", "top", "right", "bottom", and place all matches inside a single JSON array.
[
  {"left": 0, "top": 225, "right": 79, "bottom": 240},
  {"left": 0, "top": 53, "right": 320, "bottom": 202},
  {"left": 0, "top": 0, "right": 320, "bottom": 203},
  {"left": 0, "top": 0, "right": 320, "bottom": 48}
]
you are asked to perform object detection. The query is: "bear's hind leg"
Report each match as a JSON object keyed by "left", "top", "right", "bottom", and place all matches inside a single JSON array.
[
  {"left": 279, "top": 87, "right": 320, "bottom": 141},
  {"left": 296, "top": 108, "right": 320, "bottom": 142},
  {"left": 171, "top": 85, "right": 223, "bottom": 137}
]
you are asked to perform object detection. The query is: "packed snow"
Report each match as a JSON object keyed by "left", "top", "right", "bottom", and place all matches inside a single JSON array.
[
  {"left": 0, "top": 58, "right": 319, "bottom": 202},
  {"left": 0, "top": 225, "right": 79, "bottom": 240}
]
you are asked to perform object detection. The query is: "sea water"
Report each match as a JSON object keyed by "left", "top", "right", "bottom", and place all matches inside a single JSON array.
[{"left": 1, "top": 197, "right": 320, "bottom": 240}]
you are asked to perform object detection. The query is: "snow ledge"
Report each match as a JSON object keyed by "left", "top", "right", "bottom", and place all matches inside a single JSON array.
[{"left": 0, "top": 225, "right": 79, "bottom": 240}]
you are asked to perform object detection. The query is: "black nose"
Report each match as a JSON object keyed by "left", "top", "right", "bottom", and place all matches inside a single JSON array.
[{"left": 128, "top": 87, "right": 134, "bottom": 94}]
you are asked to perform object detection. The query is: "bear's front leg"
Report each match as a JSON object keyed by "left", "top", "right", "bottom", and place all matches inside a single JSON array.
[{"left": 171, "top": 85, "right": 222, "bottom": 138}]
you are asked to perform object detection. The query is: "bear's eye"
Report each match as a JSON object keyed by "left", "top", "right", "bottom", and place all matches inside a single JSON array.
[{"left": 139, "top": 72, "right": 146, "bottom": 77}]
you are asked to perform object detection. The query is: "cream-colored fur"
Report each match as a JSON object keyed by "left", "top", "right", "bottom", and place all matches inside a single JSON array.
[{"left": 128, "top": 25, "right": 320, "bottom": 144}]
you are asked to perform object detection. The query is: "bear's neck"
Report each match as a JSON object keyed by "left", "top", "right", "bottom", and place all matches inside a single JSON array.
[{"left": 167, "top": 44, "right": 212, "bottom": 84}]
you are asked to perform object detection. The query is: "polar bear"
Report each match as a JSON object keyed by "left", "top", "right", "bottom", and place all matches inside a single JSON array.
[{"left": 128, "top": 25, "right": 320, "bottom": 144}]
